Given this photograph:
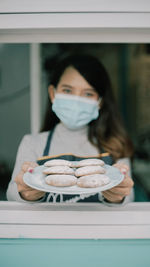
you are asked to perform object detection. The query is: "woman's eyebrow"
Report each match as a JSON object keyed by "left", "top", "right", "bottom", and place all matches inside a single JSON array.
[
  {"left": 61, "top": 84, "right": 95, "bottom": 91},
  {"left": 82, "top": 88, "right": 96, "bottom": 93},
  {"left": 61, "top": 84, "right": 73, "bottom": 88}
]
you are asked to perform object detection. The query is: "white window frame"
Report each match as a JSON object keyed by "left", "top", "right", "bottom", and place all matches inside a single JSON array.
[
  {"left": 0, "top": 0, "right": 150, "bottom": 43},
  {"left": 0, "top": 0, "right": 150, "bottom": 239},
  {"left": 0, "top": 0, "right": 150, "bottom": 13}
]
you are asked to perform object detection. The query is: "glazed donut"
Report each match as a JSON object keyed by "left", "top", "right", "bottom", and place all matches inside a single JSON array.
[
  {"left": 71, "top": 158, "right": 104, "bottom": 168},
  {"left": 44, "top": 159, "right": 72, "bottom": 167},
  {"left": 77, "top": 174, "right": 110, "bottom": 188},
  {"left": 45, "top": 175, "right": 77, "bottom": 187},
  {"left": 75, "top": 165, "right": 105, "bottom": 177},
  {"left": 43, "top": 166, "right": 75, "bottom": 175}
]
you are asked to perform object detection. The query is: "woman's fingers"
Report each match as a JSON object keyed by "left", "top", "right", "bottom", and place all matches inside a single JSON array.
[
  {"left": 21, "top": 161, "right": 38, "bottom": 173},
  {"left": 102, "top": 191, "right": 124, "bottom": 203},
  {"left": 102, "top": 175, "right": 134, "bottom": 203},
  {"left": 105, "top": 185, "right": 131, "bottom": 197},
  {"left": 15, "top": 161, "right": 38, "bottom": 190},
  {"left": 20, "top": 189, "right": 45, "bottom": 201},
  {"left": 15, "top": 170, "right": 45, "bottom": 201},
  {"left": 14, "top": 161, "right": 45, "bottom": 201},
  {"left": 15, "top": 171, "right": 32, "bottom": 191},
  {"left": 113, "top": 163, "right": 129, "bottom": 175},
  {"left": 117, "top": 175, "right": 134, "bottom": 188}
]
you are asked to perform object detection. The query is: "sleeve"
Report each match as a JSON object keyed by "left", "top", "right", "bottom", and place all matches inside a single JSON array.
[
  {"left": 6, "top": 134, "right": 46, "bottom": 202},
  {"left": 98, "top": 157, "right": 134, "bottom": 206}
]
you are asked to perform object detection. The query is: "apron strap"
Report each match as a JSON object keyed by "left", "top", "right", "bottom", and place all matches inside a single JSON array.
[{"left": 43, "top": 128, "right": 55, "bottom": 156}]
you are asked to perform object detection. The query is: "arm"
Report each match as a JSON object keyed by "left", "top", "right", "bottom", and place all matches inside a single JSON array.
[{"left": 6, "top": 135, "right": 46, "bottom": 202}]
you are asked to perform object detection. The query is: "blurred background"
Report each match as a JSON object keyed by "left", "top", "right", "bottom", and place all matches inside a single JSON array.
[{"left": 0, "top": 43, "right": 150, "bottom": 201}]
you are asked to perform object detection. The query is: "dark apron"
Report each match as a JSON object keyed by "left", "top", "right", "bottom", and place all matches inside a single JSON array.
[{"left": 37, "top": 128, "right": 114, "bottom": 202}]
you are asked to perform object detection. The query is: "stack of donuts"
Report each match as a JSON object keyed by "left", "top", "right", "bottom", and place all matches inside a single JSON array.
[
  {"left": 43, "top": 159, "right": 110, "bottom": 188},
  {"left": 43, "top": 160, "right": 77, "bottom": 187}
]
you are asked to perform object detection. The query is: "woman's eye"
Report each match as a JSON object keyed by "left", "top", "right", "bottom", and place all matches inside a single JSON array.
[
  {"left": 63, "top": 89, "right": 71, "bottom": 94},
  {"left": 62, "top": 89, "right": 72, "bottom": 94},
  {"left": 84, "top": 92, "right": 94, "bottom": 97}
]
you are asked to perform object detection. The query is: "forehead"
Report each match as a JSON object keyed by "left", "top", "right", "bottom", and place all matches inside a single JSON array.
[{"left": 58, "top": 66, "right": 94, "bottom": 89}]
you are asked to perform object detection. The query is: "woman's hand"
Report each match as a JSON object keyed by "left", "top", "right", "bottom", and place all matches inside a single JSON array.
[
  {"left": 15, "top": 161, "right": 46, "bottom": 201},
  {"left": 102, "top": 163, "right": 134, "bottom": 203}
]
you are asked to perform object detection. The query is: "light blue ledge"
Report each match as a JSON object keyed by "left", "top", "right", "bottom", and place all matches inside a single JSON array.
[{"left": 0, "top": 239, "right": 150, "bottom": 267}]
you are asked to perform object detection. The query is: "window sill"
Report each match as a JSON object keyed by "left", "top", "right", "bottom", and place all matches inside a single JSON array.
[{"left": 0, "top": 201, "right": 150, "bottom": 239}]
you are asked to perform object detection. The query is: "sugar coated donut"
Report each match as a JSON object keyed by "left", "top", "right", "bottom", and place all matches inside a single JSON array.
[
  {"left": 45, "top": 175, "right": 77, "bottom": 187},
  {"left": 75, "top": 165, "right": 105, "bottom": 177},
  {"left": 43, "top": 166, "right": 75, "bottom": 175},
  {"left": 71, "top": 158, "right": 104, "bottom": 168},
  {"left": 44, "top": 159, "right": 72, "bottom": 167},
  {"left": 77, "top": 174, "right": 110, "bottom": 188}
]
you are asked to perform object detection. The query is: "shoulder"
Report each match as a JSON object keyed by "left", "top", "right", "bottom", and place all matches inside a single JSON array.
[
  {"left": 19, "top": 131, "right": 49, "bottom": 151},
  {"left": 22, "top": 131, "right": 49, "bottom": 142}
]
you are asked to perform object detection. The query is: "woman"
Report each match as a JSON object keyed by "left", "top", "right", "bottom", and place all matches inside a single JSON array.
[{"left": 7, "top": 54, "right": 134, "bottom": 204}]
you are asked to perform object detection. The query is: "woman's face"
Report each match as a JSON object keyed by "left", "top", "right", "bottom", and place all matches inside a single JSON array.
[{"left": 49, "top": 66, "right": 99, "bottom": 102}]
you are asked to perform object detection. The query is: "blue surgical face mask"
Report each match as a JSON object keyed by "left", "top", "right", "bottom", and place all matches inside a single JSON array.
[{"left": 52, "top": 93, "right": 100, "bottom": 130}]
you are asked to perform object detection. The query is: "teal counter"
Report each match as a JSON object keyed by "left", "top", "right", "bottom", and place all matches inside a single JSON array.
[
  {"left": 0, "top": 239, "right": 150, "bottom": 267},
  {"left": 0, "top": 202, "right": 150, "bottom": 267}
]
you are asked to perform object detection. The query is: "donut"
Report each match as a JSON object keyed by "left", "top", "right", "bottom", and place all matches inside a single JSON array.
[
  {"left": 71, "top": 158, "right": 105, "bottom": 168},
  {"left": 43, "top": 166, "right": 75, "bottom": 175},
  {"left": 44, "top": 159, "right": 72, "bottom": 167},
  {"left": 45, "top": 175, "right": 77, "bottom": 187},
  {"left": 75, "top": 165, "right": 105, "bottom": 177},
  {"left": 77, "top": 174, "right": 110, "bottom": 188}
]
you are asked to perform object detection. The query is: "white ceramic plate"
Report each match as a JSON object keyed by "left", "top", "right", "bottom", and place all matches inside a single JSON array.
[{"left": 23, "top": 164, "right": 124, "bottom": 195}]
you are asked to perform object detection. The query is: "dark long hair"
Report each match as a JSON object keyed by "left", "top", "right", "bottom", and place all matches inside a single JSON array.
[{"left": 42, "top": 53, "right": 134, "bottom": 160}]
